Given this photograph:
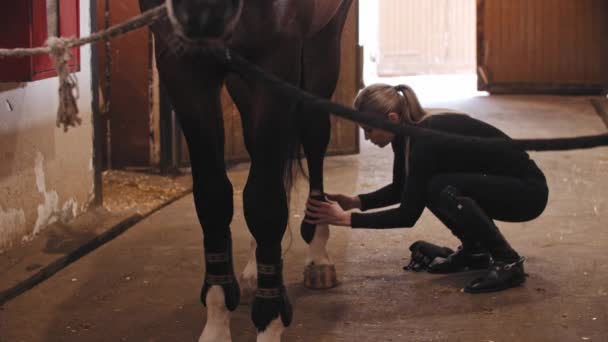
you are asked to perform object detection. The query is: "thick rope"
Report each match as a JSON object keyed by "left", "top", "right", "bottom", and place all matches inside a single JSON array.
[
  {"left": 220, "top": 50, "right": 608, "bottom": 152},
  {"left": 0, "top": 3, "right": 606, "bottom": 152},
  {"left": 0, "top": 4, "right": 167, "bottom": 131}
]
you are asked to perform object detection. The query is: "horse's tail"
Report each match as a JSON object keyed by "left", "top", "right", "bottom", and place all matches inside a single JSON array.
[
  {"left": 279, "top": 102, "right": 302, "bottom": 257},
  {"left": 282, "top": 99, "right": 307, "bottom": 195}
]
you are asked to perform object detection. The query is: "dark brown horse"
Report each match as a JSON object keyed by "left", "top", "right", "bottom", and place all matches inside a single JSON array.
[{"left": 139, "top": 0, "right": 353, "bottom": 340}]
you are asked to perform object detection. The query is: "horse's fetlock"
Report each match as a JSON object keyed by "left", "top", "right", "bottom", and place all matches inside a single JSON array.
[
  {"left": 251, "top": 287, "right": 293, "bottom": 331},
  {"left": 201, "top": 278, "right": 241, "bottom": 311}
]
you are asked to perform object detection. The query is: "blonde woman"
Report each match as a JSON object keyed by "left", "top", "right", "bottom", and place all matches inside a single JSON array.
[{"left": 305, "top": 83, "right": 549, "bottom": 293}]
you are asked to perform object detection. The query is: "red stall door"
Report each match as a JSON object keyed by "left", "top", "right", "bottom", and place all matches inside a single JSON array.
[{"left": 0, "top": 0, "right": 80, "bottom": 82}]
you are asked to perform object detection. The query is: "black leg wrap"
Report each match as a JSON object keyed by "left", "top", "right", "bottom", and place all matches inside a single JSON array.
[
  {"left": 201, "top": 242, "right": 240, "bottom": 311},
  {"left": 300, "top": 192, "right": 326, "bottom": 244},
  {"left": 252, "top": 261, "right": 293, "bottom": 331}
]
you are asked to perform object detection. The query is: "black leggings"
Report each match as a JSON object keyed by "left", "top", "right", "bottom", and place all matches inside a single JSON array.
[
  {"left": 427, "top": 173, "right": 548, "bottom": 223},
  {"left": 425, "top": 173, "right": 548, "bottom": 260}
]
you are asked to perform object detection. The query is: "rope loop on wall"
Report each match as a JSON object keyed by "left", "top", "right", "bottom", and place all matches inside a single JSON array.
[{"left": 0, "top": 5, "right": 167, "bottom": 131}]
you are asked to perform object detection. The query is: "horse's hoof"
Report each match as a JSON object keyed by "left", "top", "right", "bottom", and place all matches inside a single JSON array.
[{"left": 303, "top": 263, "right": 338, "bottom": 289}]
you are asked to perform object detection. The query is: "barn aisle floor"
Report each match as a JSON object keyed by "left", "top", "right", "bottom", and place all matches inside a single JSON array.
[{"left": 1, "top": 95, "right": 607, "bottom": 342}]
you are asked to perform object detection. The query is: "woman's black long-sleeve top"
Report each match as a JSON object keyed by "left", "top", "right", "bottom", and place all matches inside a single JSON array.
[{"left": 350, "top": 113, "right": 545, "bottom": 229}]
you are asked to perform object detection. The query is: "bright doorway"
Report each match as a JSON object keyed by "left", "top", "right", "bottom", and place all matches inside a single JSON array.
[{"left": 359, "top": 0, "right": 486, "bottom": 104}]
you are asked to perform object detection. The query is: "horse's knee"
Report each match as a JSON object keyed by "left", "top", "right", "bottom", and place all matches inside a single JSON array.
[
  {"left": 191, "top": 176, "right": 234, "bottom": 225},
  {"left": 193, "top": 174, "right": 233, "bottom": 201}
]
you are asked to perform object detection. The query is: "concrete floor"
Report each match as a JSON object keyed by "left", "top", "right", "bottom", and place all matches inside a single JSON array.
[{"left": 1, "top": 95, "right": 607, "bottom": 342}]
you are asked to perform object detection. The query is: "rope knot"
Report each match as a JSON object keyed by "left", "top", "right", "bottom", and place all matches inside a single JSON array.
[
  {"left": 46, "top": 36, "right": 81, "bottom": 131},
  {"left": 46, "top": 36, "right": 72, "bottom": 55}
]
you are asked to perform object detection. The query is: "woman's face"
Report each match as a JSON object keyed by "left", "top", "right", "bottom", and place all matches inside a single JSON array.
[
  {"left": 360, "top": 111, "right": 400, "bottom": 148},
  {"left": 361, "top": 125, "right": 395, "bottom": 148}
]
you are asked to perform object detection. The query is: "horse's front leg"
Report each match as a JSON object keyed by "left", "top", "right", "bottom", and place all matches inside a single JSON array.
[
  {"left": 298, "top": 0, "right": 352, "bottom": 288},
  {"left": 152, "top": 36, "right": 239, "bottom": 341},
  {"left": 180, "top": 100, "right": 240, "bottom": 342},
  {"left": 299, "top": 110, "right": 338, "bottom": 289}
]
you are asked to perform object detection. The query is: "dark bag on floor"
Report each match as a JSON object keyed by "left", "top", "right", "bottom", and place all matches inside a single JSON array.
[{"left": 404, "top": 240, "right": 454, "bottom": 272}]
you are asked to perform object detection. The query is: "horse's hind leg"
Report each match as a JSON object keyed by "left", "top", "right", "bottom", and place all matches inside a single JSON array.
[
  {"left": 225, "top": 75, "right": 258, "bottom": 300},
  {"left": 299, "top": 0, "right": 353, "bottom": 289},
  {"left": 153, "top": 37, "right": 239, "bottom": 342}
]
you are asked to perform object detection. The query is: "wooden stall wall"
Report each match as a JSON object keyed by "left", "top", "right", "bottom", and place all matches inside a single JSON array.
[
  {"left": 377, "top": 0, "right": 476, "bottom": 76},
  {"left": 477, "top": 0, "right": 608, "bottom": 94},
  {"left": 328, "top": 0, "right": 361, "bottom": 155},
  {"left": 97, "top": 0, "right": 152, "bottom": 169}
]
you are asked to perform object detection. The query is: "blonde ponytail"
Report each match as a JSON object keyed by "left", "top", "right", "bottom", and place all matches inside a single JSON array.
[
  {"left": 353, "top": 83, "right": 426, "bottom": 126},
  {"left": 394, "top": 84, "right": 426, "bottom": 124}
]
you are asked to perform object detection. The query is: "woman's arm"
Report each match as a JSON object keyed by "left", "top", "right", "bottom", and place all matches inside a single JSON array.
[
  {"left": 358, "top": 142, "right": 407, "bottom": 211},
  {"left": 351, "top": 146, "right": 434, "bottom": 229},
  {"left": 305, "top": 174, "right": 426, "bottom": 229},
  {"left": 305, "top": 141, "right": 435, "bottom": 229},
  {"left": 358, "top": 184, "right": 402, "bottom": 211}
]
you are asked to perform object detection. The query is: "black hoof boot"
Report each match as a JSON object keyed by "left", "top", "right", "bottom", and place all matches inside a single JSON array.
[
  {"left": 404, "top": 240, "right": 454, "bottom": 272},
  {"left": 300, "top": 192, "right": 326, "bottom": 244},
  {"left": 252, "top": 261, "right": 293, "bottom": 331},
  {"left": 428, "top": 246, "right": 492, "bottom": 274},
  {"left": 201, "top": 275, "right": 241, "bottom": 311},
  {"left": 464, "top": 257, "right": 527, "bottom": 294},
  {"left": 201, "top": 246, "right": 240, "bottom": 311},
  {"left": 252, "top": 286, "right": 293, "bottom": 331}
]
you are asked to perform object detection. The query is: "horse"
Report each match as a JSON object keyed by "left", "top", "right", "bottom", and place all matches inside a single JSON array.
[{"left": 138, "top": 0, "right": 354, "bottom": 341}]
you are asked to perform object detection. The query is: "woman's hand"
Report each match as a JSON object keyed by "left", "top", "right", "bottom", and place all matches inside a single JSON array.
[
  {"left": 305, "top": 198, "right": 351, "bottom": 227},
  {"left": 326, "top": 193, "right": 361, "bottom": 210}
]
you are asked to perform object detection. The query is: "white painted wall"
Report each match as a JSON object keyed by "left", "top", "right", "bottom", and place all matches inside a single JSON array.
[{"left": 0, "top": 1, "right": 95, "bottom": 253}]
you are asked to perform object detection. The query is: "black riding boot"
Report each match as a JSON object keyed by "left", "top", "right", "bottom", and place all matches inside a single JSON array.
[
  {"left": 465, "top": 257, "right": 526, "bottom": 293},
  {"left": 429, "top": 186, "right": 526, "bottom": 292},
  {"left": 459, "top": 198, "right": 526, "bottom": 293},
  {"left": 427, "top": 187, "right": 491, "bottom": 274}
]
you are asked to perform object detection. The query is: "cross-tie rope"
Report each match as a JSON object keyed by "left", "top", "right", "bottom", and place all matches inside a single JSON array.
[{"left": 0, "top": 4, "right": 167, "bottom": 131}]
